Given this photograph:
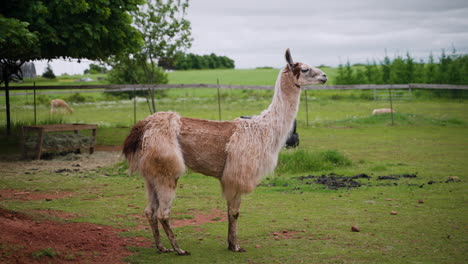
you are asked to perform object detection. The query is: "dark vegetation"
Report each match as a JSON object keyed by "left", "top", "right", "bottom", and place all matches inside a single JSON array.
[
  {"left": 267, "top": 172, "right": 461, "bottom": 191},
  {"left": 335, "top": 49, "right": 468, "bottom": 98},
  {"left": 158, "top": 52, "right": 235, "bottom": 70},
  {"left": 41, "top": 64, "right": 55, "bottom": 79},
  {"left": 83, "top": 64, "right": 108, "bottom": 75}
]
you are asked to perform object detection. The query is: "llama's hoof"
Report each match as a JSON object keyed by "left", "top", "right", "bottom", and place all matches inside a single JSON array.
[
  {"left": 176, "top": 250, "right": 191, "bottom": 256},
  {"left": 157, "top": 247, "right": 174, "bottom": 254}
]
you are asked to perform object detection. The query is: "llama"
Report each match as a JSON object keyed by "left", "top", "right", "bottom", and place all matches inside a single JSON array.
[
  {"left": 122, "top": 49, "right": 327, "bottom": 255},
  {"left": 372, "top": 108, "right": 395, "bottom": 115},
  {"left": 50, "top": 99, "right": 73, "bottom": 114}
]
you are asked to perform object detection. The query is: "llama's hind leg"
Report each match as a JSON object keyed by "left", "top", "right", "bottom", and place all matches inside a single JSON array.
[
  {"left": 155, "top": 180, "right": 191, "bottom": 256},
  {"left": 144, "top": 180, "right": 173, "bottom": 253}
]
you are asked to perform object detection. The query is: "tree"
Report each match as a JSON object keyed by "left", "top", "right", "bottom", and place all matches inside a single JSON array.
[
  {"left": 343, "top": 61, "right": 355, "bottom": 84},
  {"left": 84, "top": 63, "right": 108, "bottom": 75},
  {"left": 447, "top": 48, "right": 461, "bottom": 84},
  {"left": 159, "top": 52, "right": 235, "bottom": 70},
  {"left": 1, "top": 0, "right": 143, "bottom": 134},
  {"left": 107, "top": 58, "right": 168, "bottom": 99},
  {"left": 42, "top": 64, "right": 56, "bottom": 79},
  {"left": 364, "top": 60, "right": 382, "bottom": 84},
  {"left": 354, "top": 68, "right": 367, "bottom": 84},
  {"left": 1, "top": 0, "right": 142, "bottom": 61},
  {"left": 413, "top": 59, "right": 425, "bottom": 83},
  {"left": 108, "top": 0, "right": 192, "bottom": 114},
  {"left": 335, "top": 63, "right": 345, "bottom": 85},
  {"left": 381, "top": 51, "right": 392, "bottom": 84},
  {"left": 436, "top": 49, "right": 450, "bottom": 83},
  {"left": 404, "top": 52, "right": 415, "bottom": 83},
  {"left": 390, "top": 55, "right": 406, "bottom": 84},
  {"left": 424, "top": 52, "right": 436, "bottom": 83}
]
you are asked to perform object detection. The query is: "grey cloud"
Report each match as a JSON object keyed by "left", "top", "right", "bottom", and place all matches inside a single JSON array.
[{"left": 186, "top": 0, "right": 468, "bottom": 68}]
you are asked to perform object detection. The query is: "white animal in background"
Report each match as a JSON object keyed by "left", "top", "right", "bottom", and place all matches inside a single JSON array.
[
  {"left": 372, "top": 108, "right": 395, "bottom": 115},
  {"left": 50, "top": 99, "right": 74, "bottom": 114}
]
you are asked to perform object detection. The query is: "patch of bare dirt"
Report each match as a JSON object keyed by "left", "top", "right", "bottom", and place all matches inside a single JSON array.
[
  {"left": 271, "top": 230, "right": 303, "bottom": 240},
  {"left": 0, "top": 189, "right": 73, "bottom": 201},
  {"left": 133, "top": 208, "right": 227, "bottom": 231},
  {"left": 95, "top": 145, "right": 123, "bottom": 152},
  {"left": 0, "top": 150, "right": 123, "bottom": 176},
  {"left": 172, "top": 209, "right": 227, "bottom": 228},
  {"left": 0, "top": 207, "right": 151, "bottom": 264}
]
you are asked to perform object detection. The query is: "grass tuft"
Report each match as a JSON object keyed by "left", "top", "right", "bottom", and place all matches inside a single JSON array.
[
  {"left": 276, "top": 149, "right": 351, "bottom": 174},
  {"left": 31, "top": 248, "right": 60, "bottom": 260}
]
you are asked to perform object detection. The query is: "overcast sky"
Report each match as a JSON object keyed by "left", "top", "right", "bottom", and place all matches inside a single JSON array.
[{"left": 37, "top": 0, "right": 468, "bottom": 75}]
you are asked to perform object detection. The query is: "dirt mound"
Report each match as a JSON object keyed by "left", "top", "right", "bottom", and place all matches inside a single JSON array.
[
  {"left": 294, "top": 173, "right": 461, "bottom": 189},
  {"left": 295, "top": 173, "right": 371, "bottom": 190},
  {"left": 0, "top": 189, "right": 73, "bottom": 201},
  {"left": 0, "top": 207, "right": 151, "bottom": 264}
]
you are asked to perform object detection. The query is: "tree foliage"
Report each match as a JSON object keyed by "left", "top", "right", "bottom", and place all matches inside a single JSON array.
[
  {"left": 335, "top": 50, "right": 468, "bottom": 86},
  {"left": 158, "top": 52, "right": 235, "bottom": 70},
  {"left": 84, "top": 63, "right": 108, "bottom": 75},
  {"left": 107, "top": 0, "right": 192, "bottom": 113},
  {"left": 1, "top": 0, "right": 142, "bottom": 62},
  {"left": 107, "top": 58, "right": 168, "bottom": 99},
  {"left": 41, "top": 64, "right": 55, "bottom": 79},
  {"left": 1, "top": 0, "right": 143, "bottom": 134}
]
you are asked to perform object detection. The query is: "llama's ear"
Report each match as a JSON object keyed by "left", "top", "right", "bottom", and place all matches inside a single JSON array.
[{"left": 285, "top": 48, "right": 294, "bottom": 69}]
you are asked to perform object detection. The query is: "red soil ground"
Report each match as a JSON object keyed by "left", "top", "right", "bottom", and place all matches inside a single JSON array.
[
  {"left": 0, "top": 207, "right": 151, "bottom": 264},
  {"left": 0, "top": 149, "right": 228, "bottom": 263}
]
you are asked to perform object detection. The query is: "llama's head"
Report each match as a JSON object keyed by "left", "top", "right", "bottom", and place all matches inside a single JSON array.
[{"left": 285, "top": 48, "right": 327, "bottom": 86}]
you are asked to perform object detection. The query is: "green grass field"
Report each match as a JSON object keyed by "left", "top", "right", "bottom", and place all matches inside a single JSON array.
[
  {"left": 1, "top": 69, "right": 467, "bottom": 263},
  {"left": 1, "top": 121, "right": 466, "bottom": 263}
]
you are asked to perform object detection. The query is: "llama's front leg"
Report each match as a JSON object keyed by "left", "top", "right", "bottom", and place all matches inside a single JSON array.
[{"left": 227, "top": 194, "right": 246, "bottom": 252}]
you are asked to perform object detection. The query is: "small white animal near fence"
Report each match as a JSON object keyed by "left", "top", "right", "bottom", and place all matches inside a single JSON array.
[
  {"left": 372, "top": 108, "right": 396, "bottom": 115},
  {"left": 50, "top": 99, "right": 73, "bottom": 114},
  {"left": 122, "top": 49, "right": 327, "bottom": 255}
]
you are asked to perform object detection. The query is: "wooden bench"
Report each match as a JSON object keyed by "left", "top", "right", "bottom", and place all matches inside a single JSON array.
[{"left": 20, "top": 124, "right": 98, "bottom": 160}]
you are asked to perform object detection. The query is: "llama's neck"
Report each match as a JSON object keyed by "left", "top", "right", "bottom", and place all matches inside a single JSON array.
[{"left": 259, "top": 67, "right": 301, "bottom": 150}]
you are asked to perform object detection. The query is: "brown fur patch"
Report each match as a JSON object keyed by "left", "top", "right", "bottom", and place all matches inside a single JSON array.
[
  {"left": 122, "top": 119, "right": 148, "bottom": 158},
  {"left": 178, "top": 117, "right": 236, "bottom": 178},
  {"left": 292, "top": 63, "right": 301, "bottom": 79}
]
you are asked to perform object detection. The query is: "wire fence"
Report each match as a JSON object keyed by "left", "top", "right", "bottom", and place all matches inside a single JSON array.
[{"left": 1, "top": 83, "right": 467, "bottom": 130}]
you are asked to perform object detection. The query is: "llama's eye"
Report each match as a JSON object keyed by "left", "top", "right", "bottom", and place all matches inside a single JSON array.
[{"left": 301, "top": 68, "right": 309, "bottom": 73}]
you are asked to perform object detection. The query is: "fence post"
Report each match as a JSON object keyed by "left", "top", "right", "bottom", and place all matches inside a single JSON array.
[
  {"left": 305, "top": 89, "right": 309, "bottom": 127},
  {"left": 217, "top": 78, "right": 222, "bottom": 121},
  {"left": 388, "top": 88, "right": 394, "bottom": 126},
  {"left": 33, "top": 81, "right": 37, "bottom": 125},
  {"left": 409, "top": 84, "right": 413, "bottom": 100},
  {"left": 133, "top": 86, "right": 136, "bottom": 125}
]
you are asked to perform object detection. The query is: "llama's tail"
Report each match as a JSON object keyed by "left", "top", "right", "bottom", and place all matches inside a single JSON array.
[{"left": 123, "top": 119, "right": 149, "bottom": 173}]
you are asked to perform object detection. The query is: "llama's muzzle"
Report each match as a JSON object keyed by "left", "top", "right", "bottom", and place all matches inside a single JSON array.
[{"left": 319, "top": 74, "right": 328, "bottom": 84}]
